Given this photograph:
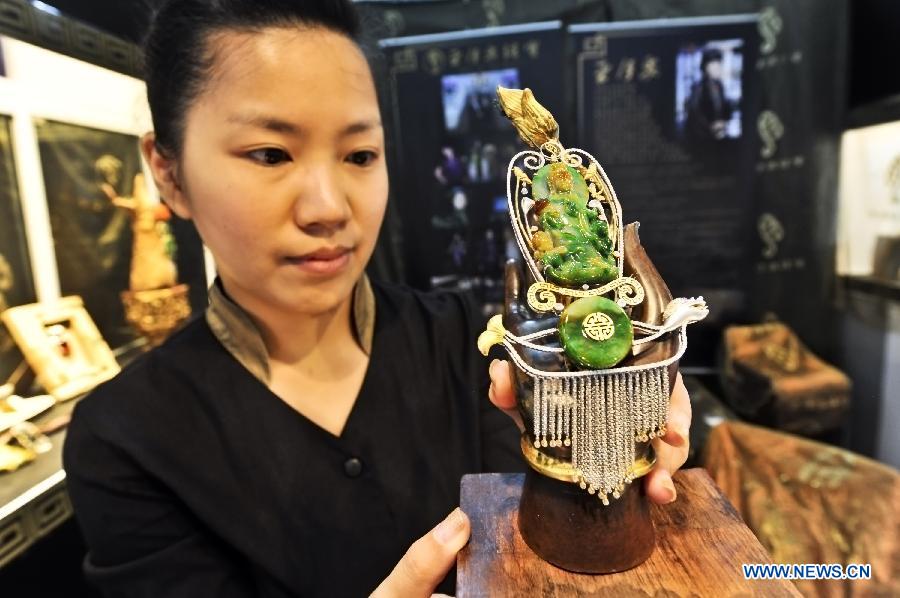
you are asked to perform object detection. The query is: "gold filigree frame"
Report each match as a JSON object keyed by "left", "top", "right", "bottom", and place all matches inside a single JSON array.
[
  {"left": 526, "top": 277, "right": 645, "bottom": 313},
  {"left": 503, "top": 124, "right": 646, "bottom": 315}
]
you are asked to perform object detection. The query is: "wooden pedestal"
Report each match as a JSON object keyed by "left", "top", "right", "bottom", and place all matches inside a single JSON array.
[
  {"left": 458, "top": 468, "right": 801, "bottom": 597},
  {"left": 517, "top": 465, "right": 655, "bottom": 573}
]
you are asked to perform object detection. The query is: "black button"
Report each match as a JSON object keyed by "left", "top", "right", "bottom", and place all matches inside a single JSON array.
[{"left": 343, "top": 457, "right": 363, "bottom": 478}]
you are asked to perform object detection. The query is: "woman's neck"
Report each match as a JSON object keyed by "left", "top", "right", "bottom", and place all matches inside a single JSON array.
[{"left": 220, "top": 278, "right": 358, "bottom": 368}]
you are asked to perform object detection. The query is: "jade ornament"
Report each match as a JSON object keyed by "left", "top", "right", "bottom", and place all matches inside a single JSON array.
[
  {"left": 531, "top": 162, "right": 617, "bottom": 287},
  {"left": 558, "top": 296, "right": 633, "bottom": 369}
]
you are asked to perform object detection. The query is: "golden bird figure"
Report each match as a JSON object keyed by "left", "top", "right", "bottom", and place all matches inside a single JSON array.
[{"left": 496, "top": 86, "right": 559, "bottom": 149}]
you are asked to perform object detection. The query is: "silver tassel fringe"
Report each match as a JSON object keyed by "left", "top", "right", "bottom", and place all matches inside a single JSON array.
[{"left": 532, "top": 366, "right": 670, "bottom": 503}]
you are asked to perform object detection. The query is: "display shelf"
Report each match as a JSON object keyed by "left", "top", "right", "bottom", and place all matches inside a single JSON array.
[
  {"left": 0, "top": 399, "right": 77, "bottom": 568},
  {"left": 845, "top": 94, "right": 900, "bottom": 130},
  {"left": 841, "top": 275, "right": 900, "bottom": 303}
]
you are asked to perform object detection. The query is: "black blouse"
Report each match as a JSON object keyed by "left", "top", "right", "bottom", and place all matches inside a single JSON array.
[{"left": 63, "top": 282, "right": 523, "bottom": 597}]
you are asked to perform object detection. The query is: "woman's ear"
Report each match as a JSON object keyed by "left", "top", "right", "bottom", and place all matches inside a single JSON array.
[{"left": 140, "top": 132, "right": 191, "bottom": 219}]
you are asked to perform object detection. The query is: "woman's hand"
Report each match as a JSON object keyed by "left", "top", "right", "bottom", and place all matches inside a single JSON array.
[
  {"left": 371, "top": 508, "right": 470, "bottom": 598},
  {"left": 371, "top": 364, "right": 692, "bottom": 598},
  {"left": 645, "top": 372, "right": 691, "bottom": 503},
  {"left": 488, "top": 359, "right": 691, "bottom": 505}
]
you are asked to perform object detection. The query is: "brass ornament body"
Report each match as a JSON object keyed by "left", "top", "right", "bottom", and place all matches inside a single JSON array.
[{"left": 106, "top": 174, "right": 191, "bottom": 347}]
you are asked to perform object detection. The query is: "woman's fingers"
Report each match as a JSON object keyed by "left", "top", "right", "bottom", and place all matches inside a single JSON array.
[
  {"left": 660, "top": 373, "right": 692, "bottom": 449},
  {"left": 371, "top": 508, "right": 470, "bottom": 598},
  {"left": 644, "top": 465, "right": 678, "bottom": 505},
  {"left": 488, "top": 359, "right": 524, "bottom": 432},
  {"left": 644, "top": 373, "right": 692, "bottom": 505},
  {"left": 645, "top": 436, "right": 689, "bottom": 505}
]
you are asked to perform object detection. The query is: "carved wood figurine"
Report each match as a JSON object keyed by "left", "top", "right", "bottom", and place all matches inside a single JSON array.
[
  {"left": 101, "top": 173, "right": 177, "bottom": 292},
  {"left": 477, "top": 87, "right": 707, "bottom": 572},
  {"left": 103, "top": 173, "right": 191, "bottom": 347}
]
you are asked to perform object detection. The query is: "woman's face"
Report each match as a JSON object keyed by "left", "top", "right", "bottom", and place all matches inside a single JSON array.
[
  {"left": 157, "top": 27, "right": 387, "bottom": 317},
  {"left": 704, "top": 59, "right": 722, "bottom": 80}
]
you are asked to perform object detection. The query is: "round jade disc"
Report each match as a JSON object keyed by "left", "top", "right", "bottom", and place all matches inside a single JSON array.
[{"left": 558, "top": 296, "right": 633, "bottom": 369}]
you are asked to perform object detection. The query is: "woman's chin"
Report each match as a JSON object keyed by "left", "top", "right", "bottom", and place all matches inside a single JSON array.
[{"left": 275, "top": 280, "right": 356, "bottom": 317}]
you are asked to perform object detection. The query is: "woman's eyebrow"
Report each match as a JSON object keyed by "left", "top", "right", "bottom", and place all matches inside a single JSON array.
[
  {"left": 227, "top": 113, "right": 300, "bottom": 134},
  {"left": 226, "top": 114, "right": 382, "bottom": 138},
  {"left": 340, "top": 119, "right": 383, "bottom": 137}
]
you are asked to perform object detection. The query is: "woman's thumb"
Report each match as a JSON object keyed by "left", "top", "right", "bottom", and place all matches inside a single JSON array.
[{"left": 371, "top": 508, "right": 470, "bottom": 597}]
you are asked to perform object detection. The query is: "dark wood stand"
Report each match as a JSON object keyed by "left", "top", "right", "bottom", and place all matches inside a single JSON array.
[
  {"left": 517, "top": 466, "right": 654, "bottom": 573},
  {"left": 458, "top": 469, "right": 801, "bottom": 597}
]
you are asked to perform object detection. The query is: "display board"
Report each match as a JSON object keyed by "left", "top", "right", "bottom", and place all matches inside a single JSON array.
[
  {"left": 591, "top": 0, "right": 849, "bottom": 365},
  {"left": 380, "top": 22, "right": 565, "bottom": 312},
  {"left": 0, "top": 114, "right": 35, "bottom": 382},
  {"left": 364, "top": 0, "right": 849, "bottom": 363},
  {"left": 34, "top": 119, "right": 209, "bottom": 349},
  {"left": 572, "top": 16, "right": 760, "bottom": 364},
  {"left": 359, "top": 0, "right": 610, "bottom": 39},
  {"left": 35, "top": 119, "right": 143, "bottom": 348},
  {"left": 745, "top": 1, "right": 849, "bottom": 360}
]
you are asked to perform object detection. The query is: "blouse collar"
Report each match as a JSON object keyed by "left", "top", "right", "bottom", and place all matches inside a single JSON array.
[{"left": 205, "top": 275, "right": 375, "bottom": 384}]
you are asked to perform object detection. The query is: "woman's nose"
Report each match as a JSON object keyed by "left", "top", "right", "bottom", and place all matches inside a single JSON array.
[{"left": 292, "top": 165, "right": 351, "bottom": 235}]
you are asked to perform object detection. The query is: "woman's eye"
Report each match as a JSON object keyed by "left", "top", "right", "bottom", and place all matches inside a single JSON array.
[
  {"left": 247, "top": 148, "right": 291, "bottom": 166},
  {"left": 346, "top": 150, "right": 377, "bottom": 167}
]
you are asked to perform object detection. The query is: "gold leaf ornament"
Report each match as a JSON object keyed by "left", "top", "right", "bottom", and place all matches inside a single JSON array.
[
  {"left": 477, "top": 314, "right": 507, "bottom": 356},
  {"left": 496, "top": 86, "right": 559, "bottom": 149}
]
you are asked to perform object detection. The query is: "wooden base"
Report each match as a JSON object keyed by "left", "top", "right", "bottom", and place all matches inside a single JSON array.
[
  {"left": 518, "top": 466, "right": 654, "bottom": 573},
  {"left": 458, "top": 469, "right": 801, "bottom": 597}
]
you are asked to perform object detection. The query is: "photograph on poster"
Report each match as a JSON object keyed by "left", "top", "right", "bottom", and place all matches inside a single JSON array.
[
  {"left": 35, "top": 119, "right": 144, "bottom": 349},
  {"left": 381, "top": 23, "right": 564, "bottom": 312},
  {"left": 425, "top": 67, "right": 523, "bottom": 299},
  {"left": 442, "top": 68, "right": 519, "bottom": 135},
  {"left": 439, "top": 68, "right": 520, "bottom": 185},
  {"left": 675, "top": 39, "right": 744, "bottom": 141},
  {"left": 0, "top": 115, "right": 36, "bottom": 383}
]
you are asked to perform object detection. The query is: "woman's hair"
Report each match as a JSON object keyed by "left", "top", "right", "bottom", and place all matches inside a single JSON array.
[
  {"left": 700, "top": 48, "right": 723, "bottom": 72},
  {"left": 144, "top": 0, "right": 361, "bottom": 158}
]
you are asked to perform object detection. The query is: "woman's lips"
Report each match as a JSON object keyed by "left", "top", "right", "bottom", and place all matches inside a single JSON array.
[{"left": 284, "top": 247, "right": 352, "bottom": 276}]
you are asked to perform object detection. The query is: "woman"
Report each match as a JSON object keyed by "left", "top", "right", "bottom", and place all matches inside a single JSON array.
[
  {"left": 685, "top": 48, "right": 734, "bottom": 142},
  {"left": 63, "top": 1, "right": 692, "bottom": 596}
]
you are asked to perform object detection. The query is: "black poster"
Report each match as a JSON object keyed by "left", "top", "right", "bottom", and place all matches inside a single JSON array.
[
  {"left": 572, "top": 16, "right": 760, "bottom": 365},
  {"left": 0, "top": 115, "right": 35, "bottom": 382},
  {"left": 36, "top": 120, "right": 207, "bottom": 350},
  {"left": 380, "top": 22, "right": 565, "bottom": 311},
  {"left": 359, "top": 0, "right": 610, "bottom": 39},
  {"left": 36, "top": 120, "right": 143, "bottom": 349},
  {"left": 747, "top": 2, "right": 848, "bottom": 361},
  {"left": 593, "top": 0, "right": 849, "bottom": 373}
]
